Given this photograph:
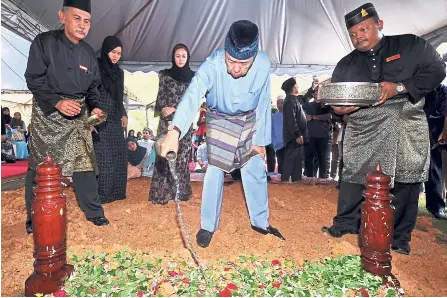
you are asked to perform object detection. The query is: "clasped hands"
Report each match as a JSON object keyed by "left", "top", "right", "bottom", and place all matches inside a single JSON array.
[{"left": 56, "top": 99, "right": 104, "bottom": 118}]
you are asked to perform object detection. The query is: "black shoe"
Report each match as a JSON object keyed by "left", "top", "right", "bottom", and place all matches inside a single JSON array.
[
  {"left": 26, "top": 220, "right": 33, "bottom": 234},
  {"left": 321, "top": 226, "right": 358, "bottom": 238},
  {"left": 196, "top": 229, "right": 214, "bottom": 248},
  {"left": 252, "top": 225, "right": 285, "bottom": 240},
  {"left": 87, "top": 216, "right": 109, "bottom": 226},
  {"left": 392, "top": 242, "right": 411, "bottom": 255},
  {"left": 431, "top": 208, "right": 447, "bottom": 220}
]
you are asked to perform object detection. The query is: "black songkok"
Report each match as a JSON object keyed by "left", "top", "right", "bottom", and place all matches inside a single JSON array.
[
  {"left": 281, "top": 77, "right": 296, "bottom": 94},
  {"left": 224, "top": 20, "right": 259, "bottom": 60},
  {"left": 63, "top": 0, "right": 91, "bottom": 13},
  {"left": 344, "top": 3, "right": 378, "bottom": 29}
]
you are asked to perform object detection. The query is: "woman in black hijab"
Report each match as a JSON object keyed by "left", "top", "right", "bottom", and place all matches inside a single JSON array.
[
  {"left": 2, "top": 107, "right": 12, "bottom": 126},
  {"left": 127, "top": 137, "right": 147, "bottom": 179},
  {"left": 93, "top": 36, "right": 128, "bottom": 204},
  {"left": 149, "top": 44, "right": 195, "bottom": 205}
]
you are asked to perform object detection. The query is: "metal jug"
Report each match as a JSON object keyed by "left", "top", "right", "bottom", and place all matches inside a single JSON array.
[{"left": 154, "top": 134, "right": 177, "bottom": 161}]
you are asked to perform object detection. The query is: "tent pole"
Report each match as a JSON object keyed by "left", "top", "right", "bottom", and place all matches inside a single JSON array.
[{"left": 145, "top": 108, "right": 149, "bottom": 128}]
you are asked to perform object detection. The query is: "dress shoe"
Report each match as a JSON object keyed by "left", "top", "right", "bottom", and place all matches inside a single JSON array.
[
  {"left": 321, "top": 226, "right": 358, "bottom": 238},
  {"left": 196, "top": 229, "right": 214, "bottom": 248},
  {"left": 26, "top": 220, "right": 33, "bottom": 234},
  {"left": 392, "top": 242, "right": 411, "bottom": 255},
  {"left": 431, "top": 209, "right": 447, "bottom": 220},
  {"left": 252, "top": 225, "right": 285, "bottom": 240},
  {"left": 87, "top": 216, "right": 109, "bottom": 226}
]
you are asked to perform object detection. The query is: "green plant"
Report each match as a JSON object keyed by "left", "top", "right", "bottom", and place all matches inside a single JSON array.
[{"left": 57, "top": 250, "right": 397, "bottom": 297}]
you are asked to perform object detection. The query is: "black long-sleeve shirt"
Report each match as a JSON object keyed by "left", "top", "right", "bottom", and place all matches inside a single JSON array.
[
  {"left": 424, "top": 84, "right": 447, "bottom": 118},
  {"left": 283, "top": 94, "right": 307, "bottom": 144},
  {"left": 25, "top": 30, "right": 101, "bottom": 115},
  {"left": 332, "top": 34, "right": 446, "bottom": 104},
  {"left": 303, "top": 102, "right": 333, "bottom": 138}
]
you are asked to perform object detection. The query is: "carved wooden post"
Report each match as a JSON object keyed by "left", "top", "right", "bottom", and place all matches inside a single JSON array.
[
  {"left": 360, "top": 164, "right": 394, "bottom": 276},
  {"left": 25, "top": 155, "right": 74, "bottom": 297}
]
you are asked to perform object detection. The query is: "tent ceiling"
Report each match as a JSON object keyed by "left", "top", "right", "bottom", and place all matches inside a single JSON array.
[{"left": 10, "top": 0, "right": 447, "bottom": 75}]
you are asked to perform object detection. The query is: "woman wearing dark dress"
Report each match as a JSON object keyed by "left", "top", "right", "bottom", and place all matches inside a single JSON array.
[
  {"left": 149, "top": 43, "right": 195, "bottom": 204},
  {"left": 93, "top": 36, "right": 128, "bottom": 204}
]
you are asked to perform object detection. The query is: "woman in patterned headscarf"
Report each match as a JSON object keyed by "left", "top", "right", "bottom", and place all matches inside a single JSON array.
[{"left": 149, "top": 43, "right": 195, "bottom": 204}]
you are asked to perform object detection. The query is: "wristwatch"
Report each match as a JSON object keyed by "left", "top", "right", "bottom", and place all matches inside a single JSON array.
[
  {"left": 396, "top": 82, "right": 405, "bottom": 93},
  {"left": 167, "top": 123, "right": 181, "bottom": 134}
]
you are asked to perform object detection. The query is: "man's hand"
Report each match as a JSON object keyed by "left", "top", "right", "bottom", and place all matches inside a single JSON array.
[
  {"left": 159, "top": 130, "right": 180, "bottom": 158},
  {"left": 332, "top": 106, "right": 360, "bottom": 115},
  {"left": 201, "top": 164, "right": 208, "bottom": 171},
  {"left": 121, "top": 116, "right": 128, "bottom": 128},
  {"left": 306, "top": 114, "right": 312, "bottom": 121},
  {"left": 91, "top": 108, "right": 105, "bottom": 118},
  {"left": 55, "top": 99, "right": 81, "bottom": 116},
  {"left": 249, "top": 145, "right": 266, "bottom": 160},
  {"left": 375, "top": 82, "right": 399, "bottom": 106},
  {"left": 296, "top": 136, "right": 304, "bottom": 144},
  {"left": 162, "top": 107, "right": 176, "bottom": 117}
]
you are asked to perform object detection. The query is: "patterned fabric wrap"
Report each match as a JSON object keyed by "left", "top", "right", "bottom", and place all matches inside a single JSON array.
[
  {"left": 1, "top": 142, "right": 16, "bottom": 162},
  {"left": 10, "top": 129, "right": 25, "bottom": 141},
  {"left": 206, "top": 108, "right": 257, "bottom": 172},
  {"left": 29, "top": 96, "right": 96, "bottom": 176},
  {"left": 342, "top": 96, "right": 429, "bottom": 186}
]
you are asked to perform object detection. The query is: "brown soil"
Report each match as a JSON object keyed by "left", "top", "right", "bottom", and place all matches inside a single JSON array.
[{"left": 2, "top": 178, "right": 447, "bottom": 296}]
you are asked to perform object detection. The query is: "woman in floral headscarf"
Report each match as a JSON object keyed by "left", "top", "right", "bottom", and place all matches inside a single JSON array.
[{"left": 149, "top": 43, "right": 195, "bottom": 204}]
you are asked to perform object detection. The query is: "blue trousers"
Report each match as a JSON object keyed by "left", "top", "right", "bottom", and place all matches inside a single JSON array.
[{"left": 201, "top": 155, "right": 269, "bottom": 232}]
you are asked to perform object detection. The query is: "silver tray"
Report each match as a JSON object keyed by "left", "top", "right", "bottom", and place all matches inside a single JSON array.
[{"left": 318, "top": 82, "right": 381, "bottom": 106}]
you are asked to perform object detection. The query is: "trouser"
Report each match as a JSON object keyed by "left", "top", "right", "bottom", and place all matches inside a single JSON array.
[
  {"left": 305, "top": 137, "right": 330, "bottom": 178},
  {"left": 443, "top": 150, "right": 447, "bottom": 201},
  {"left": 201, "top": 155, "right": 269, "bottom": 232},
  {"left": 25, "top": 168, "right": 105, "bottom": 221},
  {"left": 425, "top": 118, "right": 446, "bottom": 213},
  {"left": 338, "top": 142, "right": 344, "bottom": 183},
  {"left": 266, "top": 144, "right": 276, "bottom": 173},
  {"left": 230, "top": 168, "right": 242, "bottom": 180},
  {"left": 275, "top": 147, "right": 285, "bottom": 174},
  {"left": 330, "top": 143, "right": 340, "bottom": 178},
  {"left": 281, "top": 141, "right": 303, "bottom": 182},
  {"left": 332, "top": 181, "right": 420, "bottom": 244},
  {"left": 338, "top": 128, "right": 345, "bottom": 185}
]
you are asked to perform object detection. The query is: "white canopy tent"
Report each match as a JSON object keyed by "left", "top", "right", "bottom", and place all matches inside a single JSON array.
[
  {"left": 2, "top": 0, "right": 446, "bottom": 131},
  {"left": 4, "top": 0, "right": 447, "bottom": 76}
]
